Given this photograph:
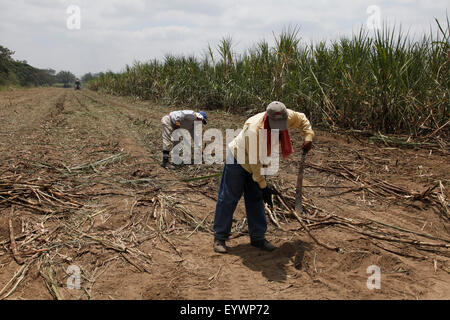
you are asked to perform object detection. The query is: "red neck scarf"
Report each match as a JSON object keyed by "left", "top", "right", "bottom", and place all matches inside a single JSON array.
[{"left": 263, "top": 113, "right": 294, "bottom": 159}]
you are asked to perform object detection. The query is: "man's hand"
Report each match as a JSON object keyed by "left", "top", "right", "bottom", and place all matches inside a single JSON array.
[
  {"left": 175, "top": 121, "right": 181, "bottom": 128},
  {"left": 302, "top": 141, "right": 312, "bottom": 153},
  {"left": 262, "top": 184, "right": 277, "bottom": 208}
]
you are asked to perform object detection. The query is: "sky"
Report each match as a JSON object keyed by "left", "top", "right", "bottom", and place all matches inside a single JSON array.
[{"left": 0, "top": 0, "right": 448, "bottom": 77}]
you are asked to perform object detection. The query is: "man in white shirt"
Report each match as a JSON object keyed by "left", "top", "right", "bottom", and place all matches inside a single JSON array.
[{"left": 161, "top": 110, "right": 208, "bottom": 169}]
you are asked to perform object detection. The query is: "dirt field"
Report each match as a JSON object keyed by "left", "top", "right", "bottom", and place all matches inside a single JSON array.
[{"left": 0, "top": 87, "right": 449, "bottom": 300}]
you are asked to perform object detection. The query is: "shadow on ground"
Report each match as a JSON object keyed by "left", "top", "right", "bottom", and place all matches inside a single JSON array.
[{"left": 227, "top": 240, "right": 313, "bottom": 282}]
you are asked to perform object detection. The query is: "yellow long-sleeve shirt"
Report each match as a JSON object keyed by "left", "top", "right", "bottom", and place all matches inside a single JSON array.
[{"left": 228, "top": 109, "right": 315, "bottom": 189}]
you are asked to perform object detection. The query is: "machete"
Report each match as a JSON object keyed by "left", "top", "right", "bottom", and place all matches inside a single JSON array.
[
  {"left": 295, "top": 149, "right": 307, "bottom": 214},
  {"left": 292, "top": 149, "right": 340, "bottom": 252}
]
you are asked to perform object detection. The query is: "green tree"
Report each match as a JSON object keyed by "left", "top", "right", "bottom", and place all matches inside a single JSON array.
[
  {"left": 56, "top": 70, "right": 76, "bottom": 87},
  {"left": 0, "top": 44, "right": 59, "bottom": 87},
  {"left": 81, "top": 72, "right": 94, "bottom": 83},
  {"left": 0, "top": 45, "right": 15, "bottom": 61}
]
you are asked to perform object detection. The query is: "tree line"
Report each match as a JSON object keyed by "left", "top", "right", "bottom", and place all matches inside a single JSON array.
[{"left": 0, "top": 44, "right": 97, "bottom": 88}]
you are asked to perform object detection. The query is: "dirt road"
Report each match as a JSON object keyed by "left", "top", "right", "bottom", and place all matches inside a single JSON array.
[{"left": 0, "top": 87, "right": 449, "bottom": 300}]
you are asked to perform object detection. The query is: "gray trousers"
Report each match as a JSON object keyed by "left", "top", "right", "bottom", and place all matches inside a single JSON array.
[{"left": 162, "top": 115, "right": 176, "bottom": 152}]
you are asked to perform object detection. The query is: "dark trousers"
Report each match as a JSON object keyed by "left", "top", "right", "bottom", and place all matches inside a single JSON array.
[{"left": 213, "top": 156, "right": 267, "bottom": 241}]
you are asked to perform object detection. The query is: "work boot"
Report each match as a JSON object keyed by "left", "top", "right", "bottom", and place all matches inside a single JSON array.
[
  {"left": 251, "top": 239, "right": 276, "bottom": 252},
  {"left": 162, "top": 159, "right": 175, "bottom": 169},
  {"left": 213, "top": 239, "right": 227, "bottom": 254},
  {"left": 162, "top": 151, "right": 175, "bottom": 169}
]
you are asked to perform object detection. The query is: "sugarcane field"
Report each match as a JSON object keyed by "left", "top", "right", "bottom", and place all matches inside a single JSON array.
[{"left": 0, "top": 1, "right": 449, "bottom": 304}]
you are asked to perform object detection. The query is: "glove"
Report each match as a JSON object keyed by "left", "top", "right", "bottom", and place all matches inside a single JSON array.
[
  {"left": 302, "top": 141, "right": 312, "bottom": 153},
  {"left": 262, "top": 185, "right": 276, "bottom": 208}
]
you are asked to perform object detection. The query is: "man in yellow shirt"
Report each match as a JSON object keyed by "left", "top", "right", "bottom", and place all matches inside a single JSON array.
[{"left": 213, "top": 101, "right": 314, "bottom": 253}]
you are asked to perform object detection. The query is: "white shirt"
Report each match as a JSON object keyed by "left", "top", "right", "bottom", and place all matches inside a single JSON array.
[
  {"left": 169, "top": 110, "right": 203, "bottom": 148},
  {"left": 169, "top": 110, "right": 202, "bottom": 130}
]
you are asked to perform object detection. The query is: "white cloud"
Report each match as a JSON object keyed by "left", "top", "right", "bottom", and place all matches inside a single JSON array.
[{"left": 0, "top": 0, "right": 447, "bottom": 76}]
